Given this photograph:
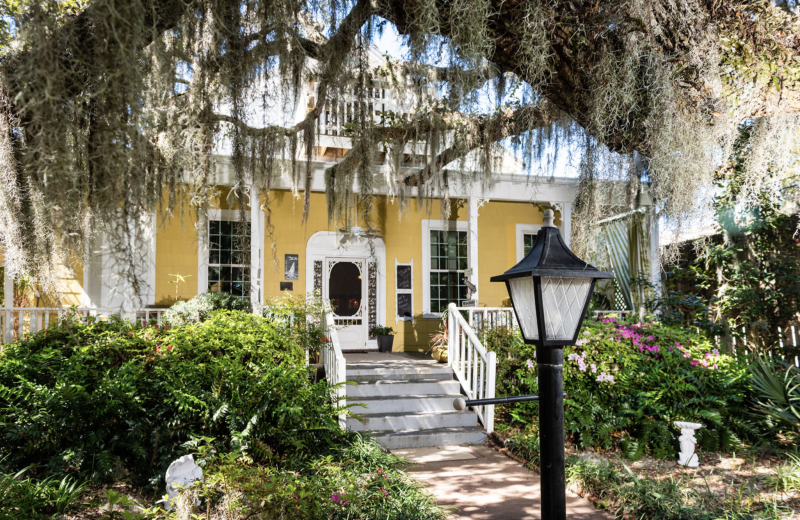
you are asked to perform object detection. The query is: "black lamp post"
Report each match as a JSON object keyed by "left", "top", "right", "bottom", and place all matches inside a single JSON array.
[{"left": 490, "top": 208, "right": 613, "bottom": 520}]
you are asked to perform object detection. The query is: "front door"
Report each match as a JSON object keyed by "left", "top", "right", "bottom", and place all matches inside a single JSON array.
[{"left": 325, "top": 258, "right": 368, "bottom": 350}]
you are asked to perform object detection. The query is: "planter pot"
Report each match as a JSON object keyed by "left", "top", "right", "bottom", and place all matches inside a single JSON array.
[{"left": 377, "top": 335, "right": 394, "bottom": 353}]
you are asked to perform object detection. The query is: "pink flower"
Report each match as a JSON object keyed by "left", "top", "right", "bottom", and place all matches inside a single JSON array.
[
  {"left": 690, "top": 360, "right": 699, "bottom": 366},
  {"left": 526, "top": 359, "right": 534, "bottom": 368},
  {"left": 332, "top": 493, "right": 341, "bottom": 503},
  {"left": 684, "top": 352, "right": 691, "bottom": 358},
  {"left": 713, "top": 364, "right": 718, "bottom": 369},
  {"left": 590, "top": 363, "right": 597, "bottom": 373}
]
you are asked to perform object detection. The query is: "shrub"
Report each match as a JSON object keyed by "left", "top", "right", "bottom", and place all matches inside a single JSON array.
[
  {"left": 168, "top": 436, "right": 447, "bottom": 520},
  {"left": 750, "top": 356, "right": 800, "bottom": 442},
  {"left": 0, "top": 310, "right": 335, "bottom": 484},
  {"left": 162, "top": 292, "right": 251, "bottom": 326},
  {"left": 0, "top": 467, "right": 87, "bottom": 520},
  {"left": 486, "top": 315, "right": 752, "bottom": 459}
]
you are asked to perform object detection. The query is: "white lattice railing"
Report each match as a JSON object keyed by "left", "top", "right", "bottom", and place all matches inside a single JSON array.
[
  {"left": 448, "top": 303, "right": 497, "bottom": 433},
  {"left": 322, "top": 309, "right": 347, "bottom": 429},
  {"left": 1, "top": 307, "right": 168, "bottom": 344}
]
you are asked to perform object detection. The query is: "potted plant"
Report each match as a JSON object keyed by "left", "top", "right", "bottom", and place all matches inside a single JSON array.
[
  {"left": 428, "top": 316, "right": 448, "bottom": 363},
  {"left": 371, "top": 325, "right": 396, "bottom": 353}
]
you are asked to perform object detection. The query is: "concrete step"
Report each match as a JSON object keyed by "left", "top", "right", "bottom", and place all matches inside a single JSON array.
[
  {"left": 372, "top": 426, "right": 487, "bottom": 450},
  {"left": 347, "top": 410, "right": 478, "bottom": 432},
  {"left": 348, "top": 394, "right": 463, "bottom": 414},
  {"left": 346, "top": 365, "right": 453, "bottom": 381},
  {"left": 347, "top": 379, "right": 461, "bottom": 398}
]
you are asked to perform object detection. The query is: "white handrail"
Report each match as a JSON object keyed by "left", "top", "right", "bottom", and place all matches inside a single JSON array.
[
  {"left": 322, "top": 308, "right": 347, "bottom": 429},
  {"left": 448, "top": 303, "right": 496, "bottom": 433},
  {"left": 1, "top": 307, "right": 167, "bottom": 344}
]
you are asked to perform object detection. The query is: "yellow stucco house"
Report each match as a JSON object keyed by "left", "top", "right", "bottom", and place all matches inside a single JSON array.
[{"left": 0, "top": 64, "right": 660, "bottom": 351}]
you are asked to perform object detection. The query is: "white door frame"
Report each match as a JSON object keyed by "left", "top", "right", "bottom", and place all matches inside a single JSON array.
[{"left": 306, "top": 232, "right": 386, "bottom": 350}]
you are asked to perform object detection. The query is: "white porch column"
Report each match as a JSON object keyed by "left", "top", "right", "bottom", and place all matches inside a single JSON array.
[
  {"left": 561, "top": 202, "right": 572, "bottom": 247},
  {"left": 249, "top": 185, "right": 264, "bottom": 307},
  {"left": 4, "top": 264, "right": 13, "bottom": 343},
  {"left": 467, "top": 197, "right": 480, "bottom": 304},
  {"left": 650, "top": 210, "right": 661, "bottom": 299}
]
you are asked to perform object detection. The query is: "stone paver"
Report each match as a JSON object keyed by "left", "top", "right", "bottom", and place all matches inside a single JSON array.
[{"left": 402, "top": 445, "right": 610, "bottom": 520}]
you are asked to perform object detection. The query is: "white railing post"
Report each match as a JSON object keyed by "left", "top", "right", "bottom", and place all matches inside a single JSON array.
[
  {"left": 448, "top": 305, "right": 456, "bottom": 368},
  {"left": 322, "top": 306, "right": 347, "bottom": 430},
  {"left": 486, "top": 351, "right": 496, "bottom": 433}
]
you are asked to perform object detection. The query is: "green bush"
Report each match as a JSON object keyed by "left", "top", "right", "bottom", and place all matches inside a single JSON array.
[
  {"left": 0, "top": 310, "right": 334, "bottom": 484},
  {"left": 167, "top": 436, "right": 447, "bottom": 520},
  {"left": 750, "top": 356, "right": 800, "bottom": 442},
  {"left": 162, "top": 291, "right": 251, "bottom": 326},
  {"left": 487, "top": 315, "right": 752, "bottom": 459},
  {"left": 0, "top": 467, "right": 87, "bottom": 520}
]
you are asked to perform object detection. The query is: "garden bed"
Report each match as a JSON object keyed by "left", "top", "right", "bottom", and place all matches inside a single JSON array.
[{"left": 567, "top": 447, "right": 800, "bottom": 519}]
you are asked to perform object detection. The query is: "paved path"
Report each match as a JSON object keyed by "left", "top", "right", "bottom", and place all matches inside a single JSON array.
[{"left": 397, "top": 445, "right": 610, "bottom": 520}]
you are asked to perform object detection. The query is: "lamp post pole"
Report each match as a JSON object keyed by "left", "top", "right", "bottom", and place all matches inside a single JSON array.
[
  {"left": 485, "top": 208, "right": 614, "bottom": 520},
  {"left": 537, "top": 346, "right": 566, "bottom": 520}
]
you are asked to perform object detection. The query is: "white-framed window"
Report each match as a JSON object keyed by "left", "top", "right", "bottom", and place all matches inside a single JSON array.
[
  {"left": 395, "top": 259, "right": 413, "bottom": 323},
  {"left": 208, "top": 220, "right": 251, "bottom": 296},
  {"left": 516, "top": 223, "right": 543, "bottom": 263},
  {"left": 198, "top": 209, "right": 251, "bottom": 297},
  {"left": 422, "top": 220, "right": 469, "bottom": 317}
]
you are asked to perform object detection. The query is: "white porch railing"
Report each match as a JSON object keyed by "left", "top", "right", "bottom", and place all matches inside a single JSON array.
[
  {"left": 448, "top": 303, "right": 497, "bottom": 433},
  {"left": 464, "top": 307, "right": 518, "bottom": 332},
  {"left": 1, "top": 307, "right": 167, "bottom": 344},
  {"left": 322, "top": 309, "right": 347, "bottom": 428}
]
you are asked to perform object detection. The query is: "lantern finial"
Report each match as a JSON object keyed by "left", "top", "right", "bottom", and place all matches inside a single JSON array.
[{"left": 542, "top": 209, "right": 555, "bottom": 228}]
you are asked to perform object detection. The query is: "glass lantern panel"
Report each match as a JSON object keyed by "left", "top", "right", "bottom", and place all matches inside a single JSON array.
[
  {"left": 508, "top": 276, "right": 539, "bottom": 340},
  {"left": 541, "top": 277, "right": 592, "bottom": 340}
]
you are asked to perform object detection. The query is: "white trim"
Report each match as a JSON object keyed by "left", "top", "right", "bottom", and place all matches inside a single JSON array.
[
  {"left": 516, "top": 224, "right": 543, "bottom": 263},
  {"left": 394, "top": 259, "right": 414, "bottom": 323},
  {"left": 198, "top": 208, "right": 265, "bottom": 297},
  {"left": 421, "top": 219, "right": 469, "bottom": 318},
  {"left": 561, "top": 202, "right": 572, "bottom": 247},
  {"left": 467, "top": 197, "right": 480, "bottom": 304},
  {"left": 306, "top": 232, "right": 386, "bottom": 349},
  {"left": 249, "top": 186, "right": 265, "bottom": 306}
]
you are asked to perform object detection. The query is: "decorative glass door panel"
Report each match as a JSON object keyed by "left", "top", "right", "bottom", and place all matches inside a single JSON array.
[{"left": 325, "top": 259, "right": 367, "bottom": 349}]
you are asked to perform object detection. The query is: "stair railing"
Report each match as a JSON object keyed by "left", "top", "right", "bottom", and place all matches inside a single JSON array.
[
  {"left": 322, "top": 307, "right": 347, "bottom": 429},
  {"left": 448, "top": 303, "right": 497, "bottom": 433}
]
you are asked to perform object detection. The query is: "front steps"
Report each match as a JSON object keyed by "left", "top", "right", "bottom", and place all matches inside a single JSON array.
[{"left": 344, "top": 353, "right": 486, "bottom": 449}]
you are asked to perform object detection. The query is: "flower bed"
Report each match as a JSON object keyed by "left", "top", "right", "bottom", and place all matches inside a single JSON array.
[{"left": 486, "top": 314, "right": 752, "bottom": 460}]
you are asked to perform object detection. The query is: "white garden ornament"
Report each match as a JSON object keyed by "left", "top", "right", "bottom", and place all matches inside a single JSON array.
[
  {"left": 674, "top": 421, "right": 703, "bottom": 468},
  {"left": 165, "top": 454, "right": 204, "bottom": 510}
]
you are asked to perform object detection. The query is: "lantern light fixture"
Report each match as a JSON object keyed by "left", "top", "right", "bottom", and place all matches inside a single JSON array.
[{"left": 490, "top": 209, "right": 614, "bottom": 346}]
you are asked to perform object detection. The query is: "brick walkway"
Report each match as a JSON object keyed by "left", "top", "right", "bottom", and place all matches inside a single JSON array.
[{"left": 398, "top": 445, "right": 610, "bottom": 520}]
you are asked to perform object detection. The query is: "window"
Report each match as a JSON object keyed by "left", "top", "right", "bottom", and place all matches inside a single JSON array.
[
  {"left": 208, "top": 220, "right": 251, "bottom": 297},
  {"left": 429, "top": 230, "right": 468, "bottom": 313},
  {"left": 395, "top": 260, "right": 413, "bottom": 322},
  {"left": 523, "top": 233, "right": 537, "bottom": 257},
  {"left": 516, "top": 224, "right": 543, "bottom": 263}
]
